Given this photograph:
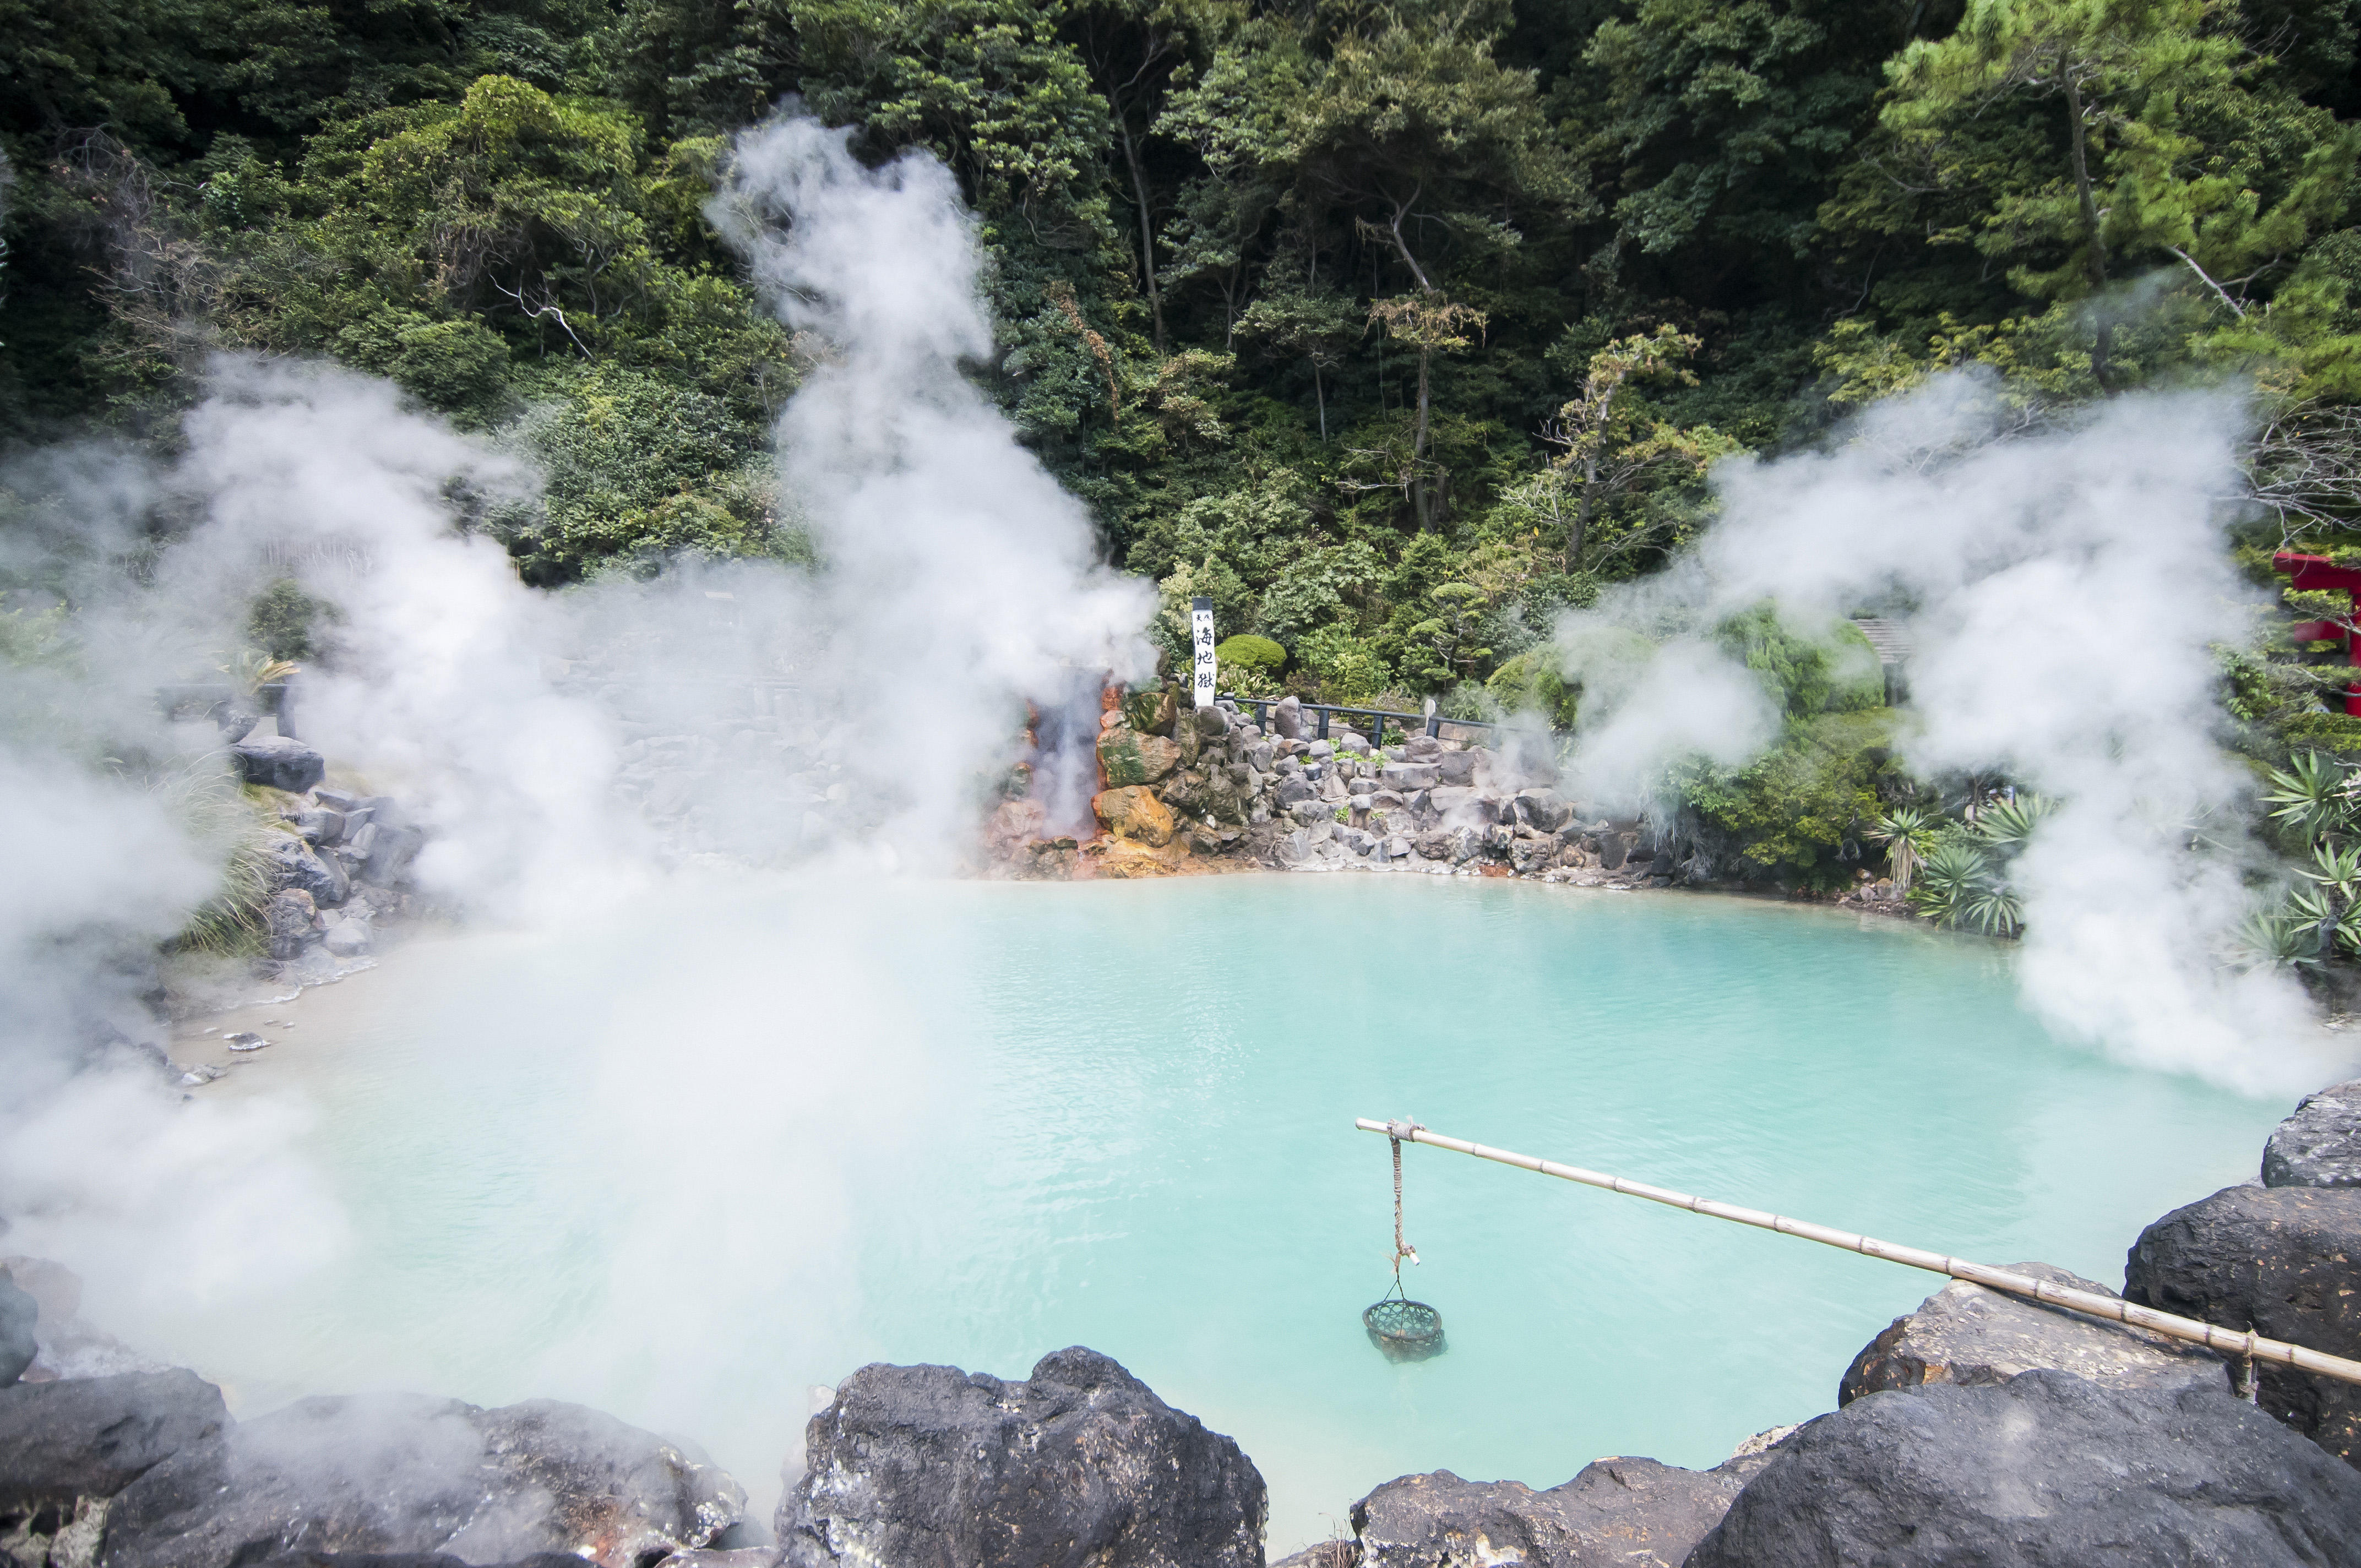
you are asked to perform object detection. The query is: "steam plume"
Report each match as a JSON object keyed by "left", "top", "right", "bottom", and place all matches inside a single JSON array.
[{"left": 1551, "top": 374, "right": 2352, "bottom": 1093}]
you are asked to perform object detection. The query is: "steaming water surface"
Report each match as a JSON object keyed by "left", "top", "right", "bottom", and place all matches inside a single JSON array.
[{"left": 165, "top": 878, "right": 2282, "bottom": 1553}]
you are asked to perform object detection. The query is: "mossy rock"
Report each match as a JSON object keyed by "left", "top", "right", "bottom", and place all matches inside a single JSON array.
[
  {"left": 1098, "top": 729, "right": 1180, "bottom": 788},
  {"left": 1485, "top": 651, "right": 1577, "bottom": 729}
]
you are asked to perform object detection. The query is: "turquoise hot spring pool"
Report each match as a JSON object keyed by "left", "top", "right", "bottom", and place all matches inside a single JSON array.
[{"left": 155, "top": 875, "right": 2290, "bottom": 1554}]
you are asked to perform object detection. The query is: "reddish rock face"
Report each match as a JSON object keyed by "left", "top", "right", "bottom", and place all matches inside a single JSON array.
[{"left": 1094, "top": 786, "right": 1176, "bottom": 847}]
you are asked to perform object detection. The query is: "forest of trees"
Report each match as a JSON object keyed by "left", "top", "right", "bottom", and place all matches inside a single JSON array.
[{"left": 10, "top": 0, "right": 2361, "bottom": 886}]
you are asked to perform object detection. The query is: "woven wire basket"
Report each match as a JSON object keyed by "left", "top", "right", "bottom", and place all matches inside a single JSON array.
[{"left": 1363, "top": 1297, "right": 1447, "bottom": 1362}]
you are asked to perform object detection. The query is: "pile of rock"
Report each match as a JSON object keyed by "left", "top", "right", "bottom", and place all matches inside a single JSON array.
[
  {"left": 229, "top": 735, "right": 423, "bottom": 970},
  {"left": 989, "top": 694, "right": 1692, "bottom": 886},
  {"left": 0, "top": 1264, "right": 754, "bottom": 1568}
]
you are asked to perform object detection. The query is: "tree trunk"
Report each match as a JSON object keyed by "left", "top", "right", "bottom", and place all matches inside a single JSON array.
[
  {"left": 1116, "top": 122, "right": 1166, "bottom": 354},
  {"left": 1313, "top": 360, "right": 1326, "bottom": 442},
  {"left": 2063, "top": 78, "right": 2111, "bottom": 389},
  {"left": 1566, "top": 453, "right": 1597, "bottom": 573},
  {"left": 1412, "top": 345, "right": 1433, "bottom": 531}
]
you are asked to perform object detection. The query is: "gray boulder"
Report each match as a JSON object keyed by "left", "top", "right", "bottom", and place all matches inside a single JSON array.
[
  {"left": 1688, "top": 1371, "right": 2361, "bottom": 1567},
  {"left": 231, "top": 737, "right": 325, "bottom": 793},
  {"left": 781, "top": 1346, "right": 1263, "bottom": 1568},
  {"left": 1379, "top": 763, "right": 1440, "bottom": 791},
  {"left": 1275, "top": 775, "right": 1315, "bottom": 807},
  {"left": 266, "top": 889, "right": 319, "bottom": 961},
  {"left": 2125, "top": 1183, "right": 2361, "bottom": 1467},
  {"left": 0, "top": 1274, "right": 33, "bottom": 1386},
  {"left": 1, "top": 1369, "right": 228, "bottom": 1510},
  {"left": 1434, "top": 750, "right": 1478, "bottom": 787},
  {"left": 263, "top": 833, "right": 347, "bottom": 909},
  {"left": 292, "top": 807, "right": 345, "bottom": 846},
  {"left": 1840, "top": 1262, "right": 2223, "bottom": 1406},
  {"left": 2266, "top": 1080, "right": 2361, "bottom": 1188},
  {"left": 105, "top": 1393, "right": 746, "bottom": 1568},
  {"left": 1272, "top": 695, "right": 1302, "bottom": 739},
  {"left": 1402, "top": 734, "right": 1442, "bottom": 760},
  {"left": 1352, "top": 1453, "right": 1771, "bottom": 1568},
  {"left": 1513, "top": 791, "right": 1572, "bottom": 834},
  {"left": 361, "top": 826, "right": 426, "bottom": 886},
  {"left": 1194, "top": 707, "right": 1230, "bottom": 738}
]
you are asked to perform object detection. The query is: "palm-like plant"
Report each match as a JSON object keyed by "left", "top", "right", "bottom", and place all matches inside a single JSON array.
[
  {"left": 2265, "top": 752, "right": 2360, "bottom": 842},
  {"left": 1868, "top": 805, "right": 1935, "bottom": 892},
  {"left": 1909, "top": 841, "right": 1994, "bottom": 927},
  {"left": 2238, "top": 910, "right": 2322, "bottom": 970},
  {"left": 1974, "top": 792, "right": 2055, "bottom": 851}
]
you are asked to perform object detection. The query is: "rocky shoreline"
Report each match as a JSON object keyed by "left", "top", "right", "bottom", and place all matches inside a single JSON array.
[
  {"left": 986, "top": 694, "right": 1710, "bottom": 889},
  {"left": 9, "top": 1077, "right": 2361, "bottom": 1567}
]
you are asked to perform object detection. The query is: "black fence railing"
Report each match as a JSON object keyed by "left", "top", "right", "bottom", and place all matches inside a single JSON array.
[{"left": 1219, "top": 694, "right": 1503, "bottom": 748}]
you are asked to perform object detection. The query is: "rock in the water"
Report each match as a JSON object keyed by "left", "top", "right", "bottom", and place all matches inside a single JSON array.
[
  {"left": 1094, "top": 786, "right": 1176, "bottom": 847},
  {"left": 2266, "top": 1079, "right": 2361, "bottom": 1188},
  {"left": 1097, "top": 730, "right": 1180, "bottom": 788},
  {"left": 105, "top": 1393, "right": 745, "bottom": 1568},
  {"left": 1688, "top": 1371, "right": 2361, "bottom": 1567},
  {"left": 0, "top": 1275, "right": 34, "bottom": 1387},
  {"left": 1840, "top": 1262, "right": 2223, "bottom": 1406},
  {"left": 782, "top": 1346, "right": 1263, "bottom": 1568},
  {"left": 322, "top": 918, "right": 372, "bottom": 957},
  {"left": 0, "top": 1369, "right": 229, "bottom": 1507},
  {"left": 1352, "top": 1453, "right": 1770, "bottom": 1568},
  {"left": 263, "top": 833, "right": 347, "bottom": 908},
  {"left": 2125, "top": 1183, "right": 2361, "bottom": 1466},
  {"left": 231, "top": 736, "right": 325, "bottom": 793},
  {"left": 266, "top": 889, "right": 319, "bottom": 961}
]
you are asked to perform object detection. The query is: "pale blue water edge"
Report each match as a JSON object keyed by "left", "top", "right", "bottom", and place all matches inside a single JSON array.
[{"left": 172, "top": 877, "right": 2285, "bottom": 1553}]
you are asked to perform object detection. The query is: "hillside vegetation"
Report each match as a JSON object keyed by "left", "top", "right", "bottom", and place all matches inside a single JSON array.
[{"left": 12, "top": 0, "right": 2361, "bottom": 894}]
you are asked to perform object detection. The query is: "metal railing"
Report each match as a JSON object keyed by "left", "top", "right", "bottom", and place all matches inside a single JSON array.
[{"left": 1219, "top": 694, "right": 1501, "bottom": 747}]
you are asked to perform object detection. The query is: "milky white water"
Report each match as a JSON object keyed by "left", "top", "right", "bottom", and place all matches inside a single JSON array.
[{"left": 142, "top": 877, "right": 2288, "bottom": 1554}]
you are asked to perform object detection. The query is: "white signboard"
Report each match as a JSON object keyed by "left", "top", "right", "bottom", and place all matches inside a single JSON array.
[{"left": 1191, "top": 596, "right": 1217, "bottom": 709}]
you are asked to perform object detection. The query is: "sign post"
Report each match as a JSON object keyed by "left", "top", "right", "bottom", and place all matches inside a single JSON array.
[{"left": 1190, "top": 596, "right": 1217, "bottom": 710}]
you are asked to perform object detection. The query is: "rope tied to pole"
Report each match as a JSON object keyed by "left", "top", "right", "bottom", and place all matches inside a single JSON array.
[
  {"left": 1386, "top": 1118, "right": 1423, "bottom": 1282},
  {"left": 1364, "top": 1118, "right": 1446, "bottom": 1361}
]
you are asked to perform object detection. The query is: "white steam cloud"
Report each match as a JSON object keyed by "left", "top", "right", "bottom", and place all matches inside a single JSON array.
[
  {"left": 1551, "top": 373, "right": 2352, "bottom": 1093},
  {"left": 1, "top": 116, "right": 1156, "bottom": 1337},
  {"left": 709, "top": 118, "right": 1155, "bottom": 860}
]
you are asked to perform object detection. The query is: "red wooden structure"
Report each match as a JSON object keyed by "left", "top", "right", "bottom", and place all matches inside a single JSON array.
[{"left": 2277, "top": 552, "right": 2361, "bottom": 713}]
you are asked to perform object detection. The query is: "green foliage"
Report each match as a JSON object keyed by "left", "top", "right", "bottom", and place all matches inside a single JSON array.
[
  {"left": 1715, "top": 605, "right": 1885, "bottom": 716},
  {"left": 1672, "top": 709, "right": 1903, "bottom": 888},
  {"left": 246, "top": 577, "right": 331, "bottom": 662},
  {"left": 1214, "top": 631, "right": 1285, "bottom": 692}
]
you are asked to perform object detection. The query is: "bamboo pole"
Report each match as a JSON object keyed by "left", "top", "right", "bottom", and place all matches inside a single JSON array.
[{"left": 1354, "top": 1117, "right": 2361, "bottom": 1390}]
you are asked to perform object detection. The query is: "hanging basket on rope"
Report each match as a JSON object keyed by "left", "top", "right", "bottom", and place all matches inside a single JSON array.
[
  {"left": 1365, "top": 1120, "right": 1446, "bottom": 1362},
  {"left": 1364, "top": 1288, "right": 1447, "bottom": 1362}
]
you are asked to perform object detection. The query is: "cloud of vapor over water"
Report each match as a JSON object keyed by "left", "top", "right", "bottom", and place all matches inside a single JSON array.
[
  {"left": 1551, "top": 373, "right": 2352, "bottom": 1093},
  {"left": 1, "top": 115, "right": 1168, "bottom": 1337},
  {"left": 709, "top": 116, "right": 1156, "bottom": 863}
]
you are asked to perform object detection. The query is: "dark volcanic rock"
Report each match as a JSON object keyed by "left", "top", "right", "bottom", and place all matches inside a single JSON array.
[
  {"left": 1351, "top": 1451, "right": 1772, "bottom": 1568},
  {"left": 1840, "top": 1261, "right": 2224, "bottom": 1406},
  {"left": 782, "top": 1346, "right": 1263, "bottom": 1568},
  {"left": 105, "top": 1392, "right": 744, "bottom": 1568},
  {"left": 260, "top": 1555, "right": 597, "bottom": 1568},
  {"left": 0, "top": 1273, "right": 34, "bottom": 1386},
  {"left": 232, "top": 736, "right": 325, "bottom": 793},
  {"left": 1687, "top": 1371, "right": 2361, "bottom": 1567},
  {"left": 2125, "top": 1183, "right": 2361, "bottom": 1467},
  {"left": 0, "top": 1370, "right": 227, "bottom": 1507},
  {"left": 263, "top": 833, "right": 348, "bottom": 909},
  {"left": 2267, "top": 1080, "right": 2361, "bottom": 1188}
]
